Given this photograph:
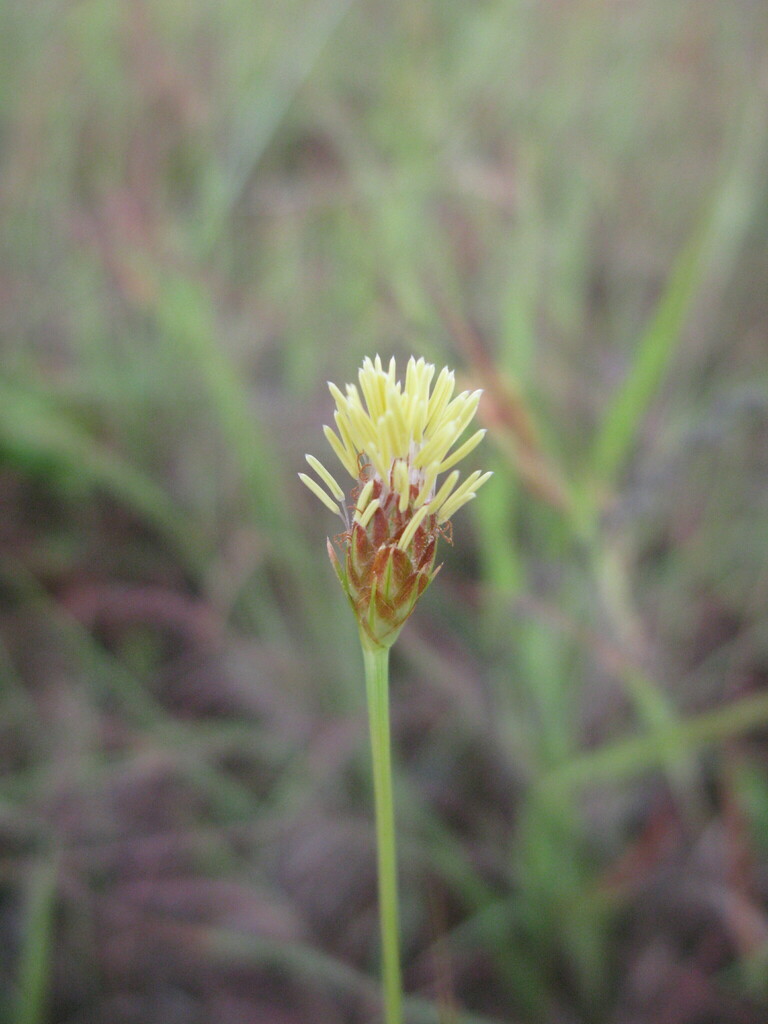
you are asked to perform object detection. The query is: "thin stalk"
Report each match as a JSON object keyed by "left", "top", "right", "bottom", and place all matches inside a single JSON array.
[{"left": 362, "top": 642, "right": 403, "bottom": 1024}]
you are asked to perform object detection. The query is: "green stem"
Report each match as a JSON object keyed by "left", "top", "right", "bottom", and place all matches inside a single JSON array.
[{"left": 362, "top": 642, "right": 403, "bottom": 1024}]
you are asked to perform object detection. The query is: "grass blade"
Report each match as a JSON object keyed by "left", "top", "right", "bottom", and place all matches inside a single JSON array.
[
  {"left": 0, "top": 377, "right": 198, "bottom": 564},
  {"left": 14, "top": 856, "right": 58, "bottom": 1024},
  {"left": 541, "top": 691, "right": 768, "bottom": 795},
  {"left": 590, "top": 223, "right": 708, "bottom": 485}
]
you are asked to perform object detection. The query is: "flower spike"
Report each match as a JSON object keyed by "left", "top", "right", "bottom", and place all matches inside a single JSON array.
[{"left": 301, "top": 356, "right": 491, "bottom": 649}]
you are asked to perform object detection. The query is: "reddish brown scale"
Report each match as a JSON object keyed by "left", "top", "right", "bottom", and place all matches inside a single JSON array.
[
  {"left": 412, "top": 520, "right": 437, "bottom": 562},
  {"left": 410, "top": 524, "right": 422, "bottom": 561},
  {"left": 348, "top": 481, "right": 363, "bottom": 515},
  {"left": 371, "top": 545, "right": 392, "bottom": 581},
  {"left": 392, "top": 505, "right": 405, "bottom": 537},
  {"left": 347, "top": 524, "right": 372, "bottom": 590},
  {"left": 354, "top": 522, "right": 372, "bottom": 561},
  {"left": 328, "top": 465, "right": 454, "bottom": 648},
  {"left": 327, "top": 538, "right": 342, "bottom": 574},
  {"left": 371, "top": 506, "right": 389, "bottom": 548},
  {"left": 398, "top": 573, "right": 417, "bottom": 606},
  {"left": 347, "top": 558, "right": 363, "bottom": 591},
  {"left": 387, "top": 546, "right": 412, "bottom": 588},
  {"left": 379, "top": 489, "right": 395, "bottom": 519},
  {"left": 374, "top": 589, "right": 397, "bottom": 624},
  {"left": 418, "top": 536, "right": 436, "bottom": 570}
]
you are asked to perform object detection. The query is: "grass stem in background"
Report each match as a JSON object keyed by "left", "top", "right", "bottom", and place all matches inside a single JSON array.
[{"left": 14, "top": 855, "right": 58, "bottom": 1024}]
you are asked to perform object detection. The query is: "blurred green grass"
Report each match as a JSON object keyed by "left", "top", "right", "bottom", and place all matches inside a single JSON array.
[{"left": 1, "top": 1, "right": 768, "bottom": 1022}]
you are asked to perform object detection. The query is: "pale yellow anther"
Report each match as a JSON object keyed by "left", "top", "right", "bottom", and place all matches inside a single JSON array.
[
  {"left": 333, "top": 408, "right": 354, "bottom": 451},
  {"left": 447, "top": 390, "right": 482, "bottom": 438},
  {"left": 438, "top": 492, "right": 476, "bottom": 524},
  {"left": 372, "top": 415, "right": 387, "bottom": 469},
  {"left": 434, "top": 471, "right": 480, "bottom": 519},
  {"left": 354, "top": 479, "right": 375, "bottom": 521},
  {"left": 359, "top": 361, "right": 382, "bottom": 421},
  {"left": 358, "top": 497, "right": 381, "bottom": 529},
  {"left": 383, "top": 410, "right": 403, "bottom": 467},
  {"left": 413, "top": 422, "right": 457, "bottom": 469},
  {"left": 345, "top": 402, "right": 373, "bottom": 451},
  {"left": 425, "top": 367, "right": 455, "bottom": 432},
  {"left": 299, "top": 473, "right": 342, "bottom": 516},
  {"left": 366, "top": 443, "right": 388, "bottom": 481},
  {"left": 306, "top": 358, "right": 488, "bottom": 531},
  {"left": 393, "top": 460, "right": 410, "bottom": 512},
  {"left": 387, "top": 384, "right": 409, "bottom": 441},
  {"left": 328, "top": 381, "right": 347, "bottom": 409},
  {"left": 305, "top": 454, "right": 345, "bottom": 501},
  {"left": 411, "top": 363, "right": 434, "bottom": 439},
  {"left": 437, "top": 471, "right": 492, "bottom": 523},
  {"left": 405, "top": 357, "right": 419, "bottom": 397},
  {"left": 438, "top": 428, "right": 486, "bottom": 474},
  {"left": 375, "top": 365, "right": 389, "bottom": 418},
  {"left": 426, "top": 469, "right": 460, "bottom": 518},
  {"left": 397, "top": 503, "right": 430, "bottom": 550},
  {"left": 323, "top": 425, "right": 357, "bottom": 477},
  {"left": 371, "top": 357, "right": 388, "bottom": 408},
  {"left": 344, "top": 382, "right": 363, "bottom": 411},
  {"left": 414, "top": 462, "right": 441, "bottom": 507}
]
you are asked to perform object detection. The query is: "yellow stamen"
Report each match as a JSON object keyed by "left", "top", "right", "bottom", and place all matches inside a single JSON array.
[
  {"left": 412, "top": 422, "right": 457, "bottom": 470},
  {"left": 425, "top": 367, "right": 455, "bottom": 432},
  {"left": 397, "top": 503, "right": 430, "bottom": 550},
  {"left": 437, "top": 428, "right": 486, "bottom": 474},
  {"left": 414, "top": 461, "right": 441, "bottom": 508},
  {"left": 437, "top": 471, "right": 493, "bottom": 523},
  {"left": 426, "top": 469, "right": 460, "bottom": 518},
  {"left": 305, "top": 358, "right": 488, "bottom": 535},
  {"left": 366, "top": 443, "right": 388, "bottom": 481},
  {"left": 323, "top": 424, "right": 356, "bottom": 478},
  {"left": 305, "top": 454, "right": 345, "bottom": 501},
  {"left": 393, "top": 460, "right": 410, "bottom": 512},
  {"left": 299, "top": 473, "right": 342, "bottom": 516},
  {"left": 358, "top": 497, "right": 381, "bottom": 529},
  {"left": 354, "top": 479, "right": 375, "bottom": 522}
]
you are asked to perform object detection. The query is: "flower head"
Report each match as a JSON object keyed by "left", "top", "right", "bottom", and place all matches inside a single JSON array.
[{"left": 300, "top": 356, "right": 491, "bottom": 648}]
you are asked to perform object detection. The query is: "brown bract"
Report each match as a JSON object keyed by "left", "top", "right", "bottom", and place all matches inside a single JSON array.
[{"left": 327, "top": 478, "right": 442, "bottom": 650}]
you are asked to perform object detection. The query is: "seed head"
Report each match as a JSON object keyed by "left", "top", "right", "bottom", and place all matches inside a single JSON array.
[{"left": 301, "top": 356, "right": 491, "bottom": 648}]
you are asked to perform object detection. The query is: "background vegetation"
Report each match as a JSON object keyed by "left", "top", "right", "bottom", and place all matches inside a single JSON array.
[{"left": 1, "top": 1, "right": 768, "bottom": 1021}]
